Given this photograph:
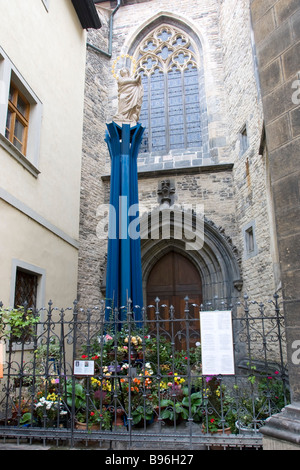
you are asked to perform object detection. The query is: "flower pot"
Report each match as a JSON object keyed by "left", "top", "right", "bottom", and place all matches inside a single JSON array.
[
  {"left": 133, "top": 414, "right": 155, "bottom": 428},
  {"left": 235, "top": 420, "right": 257, "bottom": 435},
  {"left": 209, "top": 427, "right": 231, "bottom": 450},
  {"left": 75, "top": 421, "right": 98, "bottom": 431}
]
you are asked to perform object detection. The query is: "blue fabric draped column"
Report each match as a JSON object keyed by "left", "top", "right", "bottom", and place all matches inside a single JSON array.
[{"left": 104, "top": 122, "right": 144, "bottom": 322}]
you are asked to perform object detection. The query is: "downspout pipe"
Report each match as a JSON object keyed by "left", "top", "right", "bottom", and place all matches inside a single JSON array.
[{"left": 87, "top": 0, "right": 121, "bottom": 58}]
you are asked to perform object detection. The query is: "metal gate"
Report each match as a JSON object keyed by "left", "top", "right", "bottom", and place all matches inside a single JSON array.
[{"left": 0, "top": 294, "right": 289, "bottom": 450}]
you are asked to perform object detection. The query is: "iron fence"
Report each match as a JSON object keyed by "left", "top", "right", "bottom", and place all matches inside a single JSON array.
[{"left": 0, "top": 294, "right": 289, "bottom": 450}]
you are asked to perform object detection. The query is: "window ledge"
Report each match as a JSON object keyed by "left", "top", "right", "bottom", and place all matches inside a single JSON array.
[{"left": 0, "top": 133, "right": 40, "bottom": 178}]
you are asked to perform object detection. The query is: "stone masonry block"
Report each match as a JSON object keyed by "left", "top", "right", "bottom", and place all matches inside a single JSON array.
[
  {"left": 272, "top": 173, "right": 300, "bottom": 215},
  {"left": 282, "top": 40, "right": 300, "bottom": 80},
  {"left": 251, "top": 0, "right": 276, "bottom": 24},
  {"left": 291, "top": 9, "right": 300, "bottom": 41},
  {"left": 262, "top": 78, "right": 297, "bottom": 122},
  {"left": 268, "top": 137, "right": 300, "bottom": 182},
  {"left": 257, "top": 20, "right": 292, "bottom": 69},
  {"left": 252, "top": 7, "right": 276, "bottom": 45},
  {"left": 275, "top": 204, "right": 300, "bottom": 239},
  {"left": 290, "top": 106, "right": 300, "bottom": 138},
  {"left": 265, "top": 113, "right": 290, "bottom": 151},
  {"left": 274, "top": 0, "right": 300, "bottom": 26},
  {"left": 259, "top": 58, "right": 283, "bottom": 96}
]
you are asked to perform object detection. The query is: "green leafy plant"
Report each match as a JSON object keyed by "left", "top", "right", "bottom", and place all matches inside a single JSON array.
[
  {"left": 89, "top": 409, "right": 111, "bottom": 430},
  {"left": 181, "top": 388, "right": 203, "bottom": 421},
  {"left": 66, "top": 381, "right": 86, "bottom": 410},
  {"left": 0, "top": 306, "right": 39, "bottom": 341},
  {"left": 34, "top": 337, "right": 61, "bottom": 361},
  {"left": 132, "top": 404, "right": 154, "bottom": 425},
  {"left": 20, "top": 412, "right": 32, "bottom": 426},
  {"left": 160, "top": 399, "right": 184, "bottom": 422}
]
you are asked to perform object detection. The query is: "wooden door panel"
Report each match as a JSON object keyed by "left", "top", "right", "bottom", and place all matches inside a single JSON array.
[{"left": 146, "top": 250, "right": 202, "bottom": 350}]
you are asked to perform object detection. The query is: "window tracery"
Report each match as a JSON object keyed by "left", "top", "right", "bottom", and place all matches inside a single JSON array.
[{"left": 134, "top": 25, "right": 202, "bottom": 154}]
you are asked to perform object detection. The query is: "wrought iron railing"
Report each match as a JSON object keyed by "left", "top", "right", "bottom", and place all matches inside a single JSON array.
[{"left": 0, "top": 294, "right": 290, "bottom": 449}]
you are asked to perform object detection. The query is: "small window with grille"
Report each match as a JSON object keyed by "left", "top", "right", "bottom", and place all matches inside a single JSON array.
[
  {"left": 13, "top": 268, "right": 38, "bottom": 342},
  {"left": 14, "top": 268, "right": 38, "bottom": 309}
]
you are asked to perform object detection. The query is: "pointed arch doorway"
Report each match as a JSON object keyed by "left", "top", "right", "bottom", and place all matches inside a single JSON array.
[{"left": 146, "top": 250, "right": 202, "bottom": 350}]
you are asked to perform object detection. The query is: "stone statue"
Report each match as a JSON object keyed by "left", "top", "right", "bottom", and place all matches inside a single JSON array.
[{"left": 113, "top": 67, "right": 144, "bottom": 125}]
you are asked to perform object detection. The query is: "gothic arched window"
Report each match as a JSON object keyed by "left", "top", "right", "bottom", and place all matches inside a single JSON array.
[{"left": 135, "top": 25, "right": 202, "bottom": 155}]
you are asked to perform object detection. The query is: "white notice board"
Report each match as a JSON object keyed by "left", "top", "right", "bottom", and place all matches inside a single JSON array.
[
  {"left": 73, "top": 360, "right": 95, "bottom": 376},
  {"left": 200, "top": 310, "right": 235, "bottom": 375}
]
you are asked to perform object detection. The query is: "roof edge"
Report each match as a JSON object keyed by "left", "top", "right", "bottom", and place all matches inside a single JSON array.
[{"left": 71, "top": 0, "right": 102, "bottom": 29}]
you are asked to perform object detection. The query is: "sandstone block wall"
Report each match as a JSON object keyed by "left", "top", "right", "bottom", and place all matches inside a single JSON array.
[{"left": 250, "top": 0, "right": 300, "bottom": 401}]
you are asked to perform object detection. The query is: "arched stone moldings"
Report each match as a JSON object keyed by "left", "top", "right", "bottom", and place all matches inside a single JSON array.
[{"left": 140, "top": 209, "right": 242, "bottom": 307}]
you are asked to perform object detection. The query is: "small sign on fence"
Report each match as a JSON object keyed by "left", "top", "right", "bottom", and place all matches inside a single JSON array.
[
  {"left": 200, "top": 310, "right": 235, "bottom": 375},
  {"left": 73, "top": 360, "right": 95, "bottom": 376}
]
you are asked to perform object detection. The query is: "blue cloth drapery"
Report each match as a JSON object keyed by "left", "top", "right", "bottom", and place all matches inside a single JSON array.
[{"left": 104, "top": 122, "right": 144, "bottom": 322}]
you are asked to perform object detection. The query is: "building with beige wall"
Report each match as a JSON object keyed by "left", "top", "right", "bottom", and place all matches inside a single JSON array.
[{"left": 0, "top": 0, "right": 101, "bottom": 311}]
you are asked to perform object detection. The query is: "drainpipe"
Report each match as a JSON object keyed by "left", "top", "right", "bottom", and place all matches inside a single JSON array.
[{"left": 87, "top": 0, "right": 121, "bottom": 58}]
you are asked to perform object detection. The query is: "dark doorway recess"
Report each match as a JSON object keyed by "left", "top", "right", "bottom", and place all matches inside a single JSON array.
[{"left": 146, "top": 250, "right": 202, "bottom": 349}]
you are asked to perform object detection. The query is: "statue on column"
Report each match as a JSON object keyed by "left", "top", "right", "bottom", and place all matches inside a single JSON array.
[{"left": 113, "top": 67, "right": 144, "bottom": 126}]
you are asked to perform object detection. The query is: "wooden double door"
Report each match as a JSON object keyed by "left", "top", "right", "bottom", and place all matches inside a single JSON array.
[{"left": 146, "top": 251, "right": 202, "bottom": 349}]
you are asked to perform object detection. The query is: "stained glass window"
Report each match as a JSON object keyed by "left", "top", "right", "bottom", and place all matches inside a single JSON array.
[{"left": 136, "top": 25, "right": 202, "bottom": 154}]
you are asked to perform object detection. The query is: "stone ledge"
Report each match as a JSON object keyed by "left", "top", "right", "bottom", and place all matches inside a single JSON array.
[
  {"left": 260, "top": 403, "right": 300, "bottom": 449},
  {"left": 101, "top": 163, "right": 234, "bottom": 181}
]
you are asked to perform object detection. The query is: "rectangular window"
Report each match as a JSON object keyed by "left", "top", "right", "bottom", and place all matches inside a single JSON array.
[
  {"left": 12, "top": 268, "right": 38, "bottom": 342},
  {"left": 239, "top": 124, "right": 249, "bottom": 155},
  {"left": 245, "top": 226, "right": 254, "bottom": 254},
  {"left": 14, "top": 268, "right": 38, "bottom": 309},
  {"left": 0, "top": 46, "right": 42, "bottom": 177},
  {"left": 243, "top": 221, "right": 258, "bottom": 259},
  {"left": 5, "top": 82, "right": 30, "bottom": 155}
]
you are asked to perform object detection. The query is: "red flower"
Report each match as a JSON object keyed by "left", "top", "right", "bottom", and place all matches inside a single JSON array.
[
  {"left": 210, "top": 418, "right": 215, "bottom": 423},
  {"left": 81, "top": 355, "right": 88, "bottom": 359},
  {"left": 92, "top": 355, "right": 99, "bottom": 360},
  {"left": 90, "top": 411, "right": 95, "bottom": 416},
  {"left": 184, "top": 357, "right": 188, "bottom": 360}
]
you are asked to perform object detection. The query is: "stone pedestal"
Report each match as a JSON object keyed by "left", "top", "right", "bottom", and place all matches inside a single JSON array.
[{"left": 260, "top": 403, "right": 300, "bottom": 450}]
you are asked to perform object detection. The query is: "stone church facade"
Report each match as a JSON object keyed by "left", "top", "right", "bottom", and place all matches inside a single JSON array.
[{"left": 78, "top": 0, "right": 280, "bottom": 312}]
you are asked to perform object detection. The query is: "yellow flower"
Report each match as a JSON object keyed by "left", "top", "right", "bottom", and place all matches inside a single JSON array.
[{"left": 47, "top": 392, "right": 58, "bottom": 402}]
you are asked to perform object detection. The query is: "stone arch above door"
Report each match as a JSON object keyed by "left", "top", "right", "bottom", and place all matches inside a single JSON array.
[{"left": 140, "top": 210, "right": 243, "bottom": 308}]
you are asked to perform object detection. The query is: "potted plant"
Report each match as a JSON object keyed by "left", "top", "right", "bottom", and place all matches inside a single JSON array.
[
  {"left": 181, "top": 387, "right": 203, "bottom": 422},
  {"left": 0, "top": 306, "right": 40, "bottom": 342},
  {"left": 90, "top": 409, "right": 111, "bottom": 430},
  {"left": 159, "top": 399, "right": 185, "bottom": 425},
  {"left": 76, "top": 409, "right": 112, "bottom": 431},
  {"left": 34, "top": 393, "right": 68, "bottom": 427},
  {"left": 131, "top": 403, "right": 154, "bottom": 427}
]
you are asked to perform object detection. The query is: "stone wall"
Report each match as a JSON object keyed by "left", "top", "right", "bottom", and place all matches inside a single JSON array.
[
  {"left": 77, "top": 0, "right": 280, "bottom": 312},
  {"left": 77, "top": 7, "right": 112, "bottom": 308},
  {"left": 250, "top": 0, "right": 300, "bottom": 403}
]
